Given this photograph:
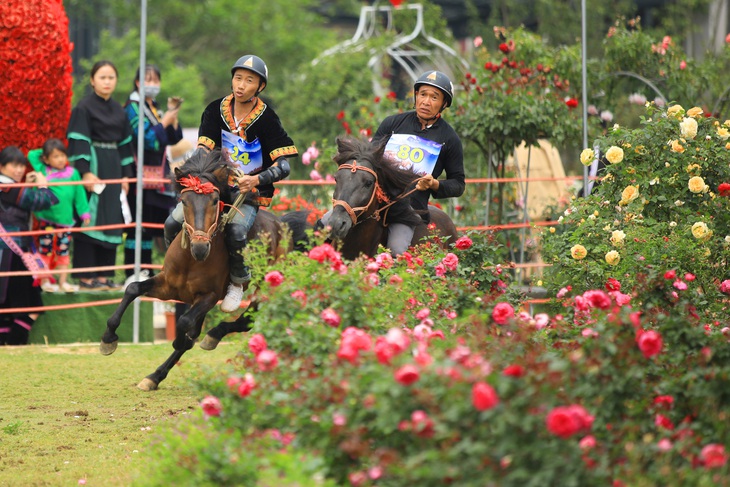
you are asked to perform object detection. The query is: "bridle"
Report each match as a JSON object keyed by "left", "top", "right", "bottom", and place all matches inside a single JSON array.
[
  {"left": 178, "top": 175, "right": 222, "bottom": 244},
  {"left": 332, "top": 159, "right": 425, "bottom": 226}
]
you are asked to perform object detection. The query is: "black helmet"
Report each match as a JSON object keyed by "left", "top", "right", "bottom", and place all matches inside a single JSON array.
[
  {"left": 231, "top": 55, "right": 268, "bottom": 86},
  {"left": 414, "top": 70, "right": 454, "bottom": 107}
]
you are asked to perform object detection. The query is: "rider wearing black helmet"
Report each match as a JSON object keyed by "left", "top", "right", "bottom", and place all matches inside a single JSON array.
[
  {"left": 372, "top": 70, "right": 464, "bottom": 255},
  {"left": 164, "top": 54, "right": 298, "bottom": 312}
]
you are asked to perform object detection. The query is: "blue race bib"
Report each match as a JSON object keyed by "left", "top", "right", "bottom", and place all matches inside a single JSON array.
[
  {"left": 221, "top": 130, "right": 263, "bottom": 175},
  {"left": 384, "top": 133, "right": 443, "bottom": 176}
]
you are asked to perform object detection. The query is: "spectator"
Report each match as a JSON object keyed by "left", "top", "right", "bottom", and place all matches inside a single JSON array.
[
  {"left": 0, "top": 146, "right": 58, "bottom": 345},
  {"left": 123, "top": 64, "right": 183, "bottom": 281},
  {"left": 66, "top": 60, "right": 135, "bottom": 291},
  {"left": 27, "top": 138, "right": 90, "bottom": 292}
]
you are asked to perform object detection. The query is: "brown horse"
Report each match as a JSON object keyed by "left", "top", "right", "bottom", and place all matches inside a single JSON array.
[
  {"left": 100, "top": 150, "right": 290, "bottom": 390},
  {"left": 322, "top": 136, "right": 458, "bottom": 260}
]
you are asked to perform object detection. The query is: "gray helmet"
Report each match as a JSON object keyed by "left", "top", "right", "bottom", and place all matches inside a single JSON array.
[
  {"left": 231, "top": 55, "right": 268, "bottom": 88},
  {"left": 414, "top": 70, "right": 454, "bottom": 107}
]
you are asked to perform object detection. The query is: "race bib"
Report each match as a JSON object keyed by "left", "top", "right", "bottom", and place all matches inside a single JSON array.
[
  {"left": 384, "top": 133, "right": 443, "bottom": 176},
  {"left": 221, "top": 130, "right": 263, "bottom": 175}
]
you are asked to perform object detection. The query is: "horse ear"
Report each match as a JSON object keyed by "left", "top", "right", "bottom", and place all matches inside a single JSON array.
[
  {"left": 373, "top": 136, "right": 388, "bottom": 161},
  {"left": 173, "top": 166, "right": 183, "bottom": 180}
]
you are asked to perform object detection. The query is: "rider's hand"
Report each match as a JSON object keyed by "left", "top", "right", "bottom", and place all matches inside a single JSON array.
[
  {"left": 237, "top": 174, "right": 259, "bottom": 193},
  {"left": 416, "top": 174, "right": 437, "bottom": 191}
]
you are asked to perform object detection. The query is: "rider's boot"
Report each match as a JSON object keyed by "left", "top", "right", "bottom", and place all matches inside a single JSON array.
[
  {"left": 163, "top": 213, "right": 183, "bottom": 249},
  {"left": 220, "top": 222, "right": 251, "bottom": 313}
]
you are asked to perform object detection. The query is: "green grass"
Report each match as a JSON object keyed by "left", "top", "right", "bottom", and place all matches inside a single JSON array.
[{"left": 0, "top": 342, "right": 238, "bottom": 486}]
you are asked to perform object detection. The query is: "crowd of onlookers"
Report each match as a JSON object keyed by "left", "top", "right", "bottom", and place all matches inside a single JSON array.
[{"left": 1, "top": 60, "right": 188, "bottom": 345}]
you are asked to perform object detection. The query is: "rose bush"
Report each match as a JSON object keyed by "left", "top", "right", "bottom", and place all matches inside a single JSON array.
[
  {"left": 137, "top": 229, "right": 728, "bottom": 486},
  {"left": 541, "top": 102, "right": 730, "bottom": 320}
]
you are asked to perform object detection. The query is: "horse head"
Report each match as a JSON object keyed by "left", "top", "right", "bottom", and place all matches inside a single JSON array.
[
  {"left": 173, "top": 149, "right": 232, "bottom": 261},
  {"left": 328, "top": 136, "right": 421, "bottom": 242}
]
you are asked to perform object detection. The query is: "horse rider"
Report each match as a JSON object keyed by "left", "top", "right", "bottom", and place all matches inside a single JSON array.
[
  {"left": 164, "top": 55, "right": 298, "bottom": 312},
  {"left": 319, "top": 70, "right": 465, "bottom": 256}
]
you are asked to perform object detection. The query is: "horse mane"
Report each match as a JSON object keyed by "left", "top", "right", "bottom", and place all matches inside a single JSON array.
[
  {"left": 172, "top": 149, "right": 234, "bottom": 202},
  {"left": 333, "top": 136, "right": 424, "bottom": 228},
  {"left": 333, "top": 136, "right": 421, "bottom": 199}
]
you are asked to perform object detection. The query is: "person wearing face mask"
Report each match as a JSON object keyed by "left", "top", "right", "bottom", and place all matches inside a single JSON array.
[
  {"left": 163, "top": 54, "right": 298, "bottom": 312},
  {"left": 123, "top": 64, "right": 184, "bottom": 282},
  {"left": 66, "top": 60, "right": 135, "bottom": 290}
]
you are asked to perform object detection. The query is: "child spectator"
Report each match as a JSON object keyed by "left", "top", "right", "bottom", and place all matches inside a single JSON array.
[
  {"left": 0, "top": 146, "right": 58, "bottom": 345},
  {"left": 28, "top": 139, "right": 90, "bottom": 292}
]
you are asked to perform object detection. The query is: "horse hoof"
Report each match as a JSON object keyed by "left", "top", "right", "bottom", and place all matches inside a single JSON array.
[
  {"left": 137, "top": 378, "right": 159, "bottom": 391},
  {"left": 99, "top": 340, "right": 118, "bottom": 355},
  {"left": 198, "top": 335, "right": 220, "bottom": 351}
]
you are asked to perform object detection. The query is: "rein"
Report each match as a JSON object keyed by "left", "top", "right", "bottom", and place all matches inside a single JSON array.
[
  {"left": 178, "top": 175, "right": 221, "bottom": 243},
  {"left": 332, "top": 160, "right": 426, "bottom": 226}
]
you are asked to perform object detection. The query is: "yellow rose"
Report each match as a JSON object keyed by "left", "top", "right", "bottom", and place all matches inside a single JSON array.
[
  {"left": 688, "top": 176, "right": 707, "bottom": 193},
  {"left": 717, "top": 127, "right": 730, "bottom": 140},
  {"left": 610, "top": 229, "right": 626, "bottom": 247},
  {"left": 619, "top": 185, "right": 640, "bottom": 205},
  {"left": 680, "top": 117, "right": 698, "bottom": 140},
  {"left": 605, "top": 146, "right": 624, "bottom": 164},
  {"left": 667, "top": 104, "right": 684, "bottom": 118},
  {"left": 685, "top": 163, "right": 701, "bottom": 174},
  {"left": 580, "top": 148, "right": 595, "bottom": 166},
  {"left": 691, "top": 222, "right": 713, "bottom": 241},
  {"left": 570, "top": 244, "right": 587, "bottom": 260},
  {"left": 671, "top": 139, "right": 685, "bottom": 153},
  {"left": 686, "top": 106, "right": 704, "bottom": 118},
  {"left": 605, "top": 250, "right": 621, "bottom": 266}
]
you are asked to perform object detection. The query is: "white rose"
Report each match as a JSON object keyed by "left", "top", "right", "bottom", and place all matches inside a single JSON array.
[{"left": 680, "top": 117, "right": 698, "bottom": 140}]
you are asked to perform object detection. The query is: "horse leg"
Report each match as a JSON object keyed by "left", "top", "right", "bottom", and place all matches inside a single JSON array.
[
  {"left": 100, "top": 277, "right": 158, "bottom": 355},
  {"left": 137, "top": 294, "right": 217, "bottom": 391},
  {"left": 199, "top": 306, "right": 256, "bottom": 351}
]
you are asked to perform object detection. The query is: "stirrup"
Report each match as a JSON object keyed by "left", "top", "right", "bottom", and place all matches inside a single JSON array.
[{"left": 220, "top": 283, "right": 245, "bottom": 312}]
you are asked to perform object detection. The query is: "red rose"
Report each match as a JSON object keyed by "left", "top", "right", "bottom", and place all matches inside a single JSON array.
[
  {"left": 605, "top": 278, "right": 621, "bottom": 291},
  {"left": 565, "top": 97, "right": 579, "bottom": 108},
  {"left": 472, "top": 382, "right": 499, "bottom": 410},
  {"left": 454, "top": 235, "right": 473, "bottom": 250},
  {"left": 394, "top": 364, "right": 420, "bottom": 386},
  {"left": 502, "top": 364, "right": 525, "bottom": 378},
  {"left": 546, "top": 404, "right": 593, "bottom": 438},
  {"left": 637, "top": 330, "right": 663, "bottom": 358},
  {"left": 718, "top": 183, "right": 730, "bottom": 196},
  {"left": 499, "top": 42, "right": 510, "bottom": 53}
]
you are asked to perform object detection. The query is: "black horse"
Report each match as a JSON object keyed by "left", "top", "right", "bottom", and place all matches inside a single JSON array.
[
  {"left": 284, "top": 136, "right": 458, "bottom": 260},
  {"left": 100, "top": 150, "right": 291, "bottom": 390}
]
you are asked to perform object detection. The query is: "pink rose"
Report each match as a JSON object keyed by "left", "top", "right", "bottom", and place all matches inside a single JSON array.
[
  {"left": 264, "top": 270, "right": 284, "bottom": 287},
  {"left": 492, "top": 302, "right": 515, "bottom": 325},
  {"left": 442, "top": 252, "right": 459, "bottom": 271},
  {"left": 434, "top": 263, "right": 446, "bottom": 277},
  {"left": 637, "top": 330, "right": 663, "bottom": 358},
  {"left": 582, "top": 289, "right": 611, "bottom": 309},
  {"left": 388, "top": 274, "right": 403, "bottom": 285},
  {"left": 700, "top": 443, "right": 727, "bottom": 468},
  {"left": 454, "top": 235, "right": 473, "bottom": 250},
  {"left": 200, "top": 395, "right": 222, "bottom": 417},
  {"left": 394, "top": 364, "right": 420, "bottom": 385},
  {"left": 720, "top": 279, "right": 730, "bottom": 294},
  {"left": 248, "top": 333, "right": 267, "bottom": 356},
  {"left": 237, "top": 373, "right": 256, "bottom": 397},
  {"left": 256, "top": 349, "right": 279, "bottom": 371},
  {"left": 579, "top": 435, "right": 596, "bottom": 450},
  {"left": 321, "top": 307, "right": 342, "bottom": 327},
  {"left": 472, "top": 382, "right": 499, "bottom": 411},
  {"left": 410, "top": 410, "right": 434, "bottom": 438}
]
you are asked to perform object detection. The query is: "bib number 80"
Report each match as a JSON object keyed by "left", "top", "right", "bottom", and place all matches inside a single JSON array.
[{"left": 396, "top": 144, "right": 424, "bottom": 164}]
